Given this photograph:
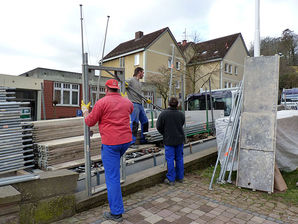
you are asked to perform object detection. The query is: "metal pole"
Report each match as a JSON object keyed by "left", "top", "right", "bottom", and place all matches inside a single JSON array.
[
  {"left": 83, "top": 53, "right": 92, "bottom": 197},
  {"left": 80, "top": 5, "right": 85, "bottom": 62},
  {"left": 208, "top": 78, "right": 214, "bottom": 133},
  {"left": 80, "top": 5, "right": 92, "bottom": 197},
  {"left": 227, "top": 124, "right": 240, "bottom": 183},
  {"left": 41, "top": 82, "right": 46, "bottom": 120},
  {"left": 254, "top": 0, "right": 260, "bottom": 57},
  {"left": 168, "top": 44, "right": 175, "bottom": 100},
  {"left": 96, "top": 15, "right": 110, "bottom": 101},
  {"left": 205, "top": 88, "right": 209, "bottom": 132},
  {"left": 209, "top": 81, "right": 243, "bottom": 190}
]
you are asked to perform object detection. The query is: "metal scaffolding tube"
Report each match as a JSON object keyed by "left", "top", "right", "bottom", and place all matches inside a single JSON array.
[
  {"left": 217, "top": 85, "right": 244, "bottom": 182},
  {"left": 209, "top": 81, "right": 243, "bottom": 190},
  {"left": 0, "top": 164, "right": 35, "bottom": 174},
  {"left": 227, "top": 125, "right": 241, "bottom": 183},
  {"left": 0, "top": 149, "right": 33, "bottom": 156},
  {"left": 0, "top": 174, "right": 40, "bottom": 187}
]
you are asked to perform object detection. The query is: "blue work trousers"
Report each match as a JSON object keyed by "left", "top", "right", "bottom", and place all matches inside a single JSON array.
[
  {"left": 164, "top": 144, "right": 184, "bottom": 182},
  {"left": 130, "top": 103, "right": 148, "bottom": 144},
  {"left": 101, "top": 142, "right": 130, "bottom": 215}
]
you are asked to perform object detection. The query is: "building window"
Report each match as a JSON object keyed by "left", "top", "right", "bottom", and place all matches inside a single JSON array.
[
  {"left": 224, "top": 63, "right": 229, "bottom": 72},
  {"left": 176, "top": 61, "right": 181, "bottom": 70},
  {"left": 229, "top": 65, "right": 232, "bottom": 74},
  {"left": 91, "top": 86, "right": 105, "bottom": 106},
  {"left": 134, "top": 54, "right": 139, "bottom": 65},
  {"left": 235, "top": 66, "right": 238, "bottom": 75},
  {"left": 176, "top": 81, "right": 180, "bottom": 89},
  {"left": 53, "top": 82, "right": 79, "bottom": 106},
  {"left": 119, "top": 57, "right": 125, "bottom": 67},
  {"left": 168, "top": 58, "right": 172, "bottom": 68},
  {"left": 224, "top": 81, "right": 228, "bottom": 88},
  {"left": 143, "top": 91, "right": 154, "bottom": 109}
]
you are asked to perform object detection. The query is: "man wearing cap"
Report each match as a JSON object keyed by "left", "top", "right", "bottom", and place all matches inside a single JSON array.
[
  {"left": 82, "top": 79, "right": 133, "bottom": 222},
  {"left": 126, "top": 67, "right": 150, "bottom": 146}
]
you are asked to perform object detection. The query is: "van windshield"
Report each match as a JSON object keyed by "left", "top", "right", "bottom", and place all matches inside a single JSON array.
[{"left": 186, "top": 94, "right": 233, "bottom": 116}]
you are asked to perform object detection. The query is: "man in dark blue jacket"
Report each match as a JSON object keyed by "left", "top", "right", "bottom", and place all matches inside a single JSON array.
[{"left": 156, "top": 97, "right": 185, "bottom": 185}]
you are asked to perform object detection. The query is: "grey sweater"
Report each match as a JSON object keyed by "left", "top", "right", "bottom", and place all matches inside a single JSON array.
[{"left": 126, "top": 77, "right": 142, "bottom": 104}]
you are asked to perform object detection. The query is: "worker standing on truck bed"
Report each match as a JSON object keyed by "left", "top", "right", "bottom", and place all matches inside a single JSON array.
[
  {"left": 126, "top": 67, "right": 151, "bottom": 147},
  {"left": 81, "top": 79, "right": 133, "bottom": 222}
]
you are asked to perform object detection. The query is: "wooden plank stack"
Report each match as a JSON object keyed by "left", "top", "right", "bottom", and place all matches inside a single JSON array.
[
  {"left": 32, "top": 117, "right": 101, "bottom": 170},
  {"left": 32, "top": 117, "right": 98, "bottom": 142}
]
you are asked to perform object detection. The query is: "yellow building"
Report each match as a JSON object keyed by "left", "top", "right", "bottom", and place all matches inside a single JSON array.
[
  {"left": 102, "top": 27, "right": 186, "bottom": 108},
  {"left": 183, "top": 33, "right": 249, "bottom": 96}
]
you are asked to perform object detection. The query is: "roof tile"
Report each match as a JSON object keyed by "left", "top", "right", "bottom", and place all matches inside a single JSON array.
[
  {"left": 189, "top": 33, "right": 241, "bottom": 63},
  {"left": 103, "top": 27, "right": 168, "bottom": 60}
]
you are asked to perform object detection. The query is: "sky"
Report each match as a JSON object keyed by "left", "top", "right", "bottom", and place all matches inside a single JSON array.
[{"left": 0, "top": 0, "right": 297, "bottom": 76}]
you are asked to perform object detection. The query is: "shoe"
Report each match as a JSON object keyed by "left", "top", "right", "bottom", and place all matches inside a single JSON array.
[
  {"left": 176, "top": 179, "right": 184, "bottom": 183},
  {"left": 103, "top": 211, "right": 123, "bottom": 222},
  {"left": 164, "top": 178, "right": 175, "bottom": 186}
]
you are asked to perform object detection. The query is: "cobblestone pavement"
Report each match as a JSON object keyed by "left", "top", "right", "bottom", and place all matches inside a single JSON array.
[{"left": 54, "top": 173, "right": 297, "bottom": 224}]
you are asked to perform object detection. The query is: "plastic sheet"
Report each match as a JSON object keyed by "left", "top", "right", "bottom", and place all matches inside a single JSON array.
[
  {"left": 275, "top": 110, "right": 298, "bottom": 172},
  {"left": 215, "top": 110, "right": 298, "bottom": 172}
]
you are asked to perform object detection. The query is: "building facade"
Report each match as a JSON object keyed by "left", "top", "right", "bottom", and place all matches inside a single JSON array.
[
  {"left": 184, "top": 33, "right": 249, "bottom": 96},
  {"left": 102, "top": 27, "right": 186, "bottom": 108},
  {"left": 20, "top": 68, "right": 109, "bottom": 120}
]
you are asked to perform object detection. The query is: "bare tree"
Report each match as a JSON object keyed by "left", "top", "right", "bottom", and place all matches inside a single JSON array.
[
  {"left": 147, "top": 66, "right": 172, "bottom": 108},
  {"left": 185, "top": 62, "right": 220, "bottom": 94},
  {"left": 249, "top": 28, "right": 298, "bottom": 89},
  {"left": 281, "top": 29, "right": 297, "bottom": 66}
]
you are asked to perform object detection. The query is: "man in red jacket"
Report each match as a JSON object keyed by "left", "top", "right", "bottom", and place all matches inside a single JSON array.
[{"left": 82, "top": 79, "right": 133, "bottom": 222}]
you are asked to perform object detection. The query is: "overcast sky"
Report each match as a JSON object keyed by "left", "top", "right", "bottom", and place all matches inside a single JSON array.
[{"left": 0, "top": 0, "right": 297, "bottom": 76}]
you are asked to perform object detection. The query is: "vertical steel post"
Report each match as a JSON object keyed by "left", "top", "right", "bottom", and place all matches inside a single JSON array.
[
  {"left": 41, "top": 82, "right": 46, "bottom": 120},
  {"left": 205, "top": 88, "right": 209, "bottom": 133},
  {"left": 80, "top": 5, "right": 92, "bottom": 196},
  {"left": 121, "top": 153, "right": 126, "bottom": 181},
  {"left": 82, "top": 53, "right": 92, "bottom": 196},
  {"left": 96, "top": 16, "right": 110, "bottom": 101},
  {"left": 254, "top": 0, "right": 260, "bottom": 57},
  {"left": 168, "top": 44, "right": 175, "bottom": 100},
  {"left": 209, "top": 78, "right": 214, "bottom": 133}
]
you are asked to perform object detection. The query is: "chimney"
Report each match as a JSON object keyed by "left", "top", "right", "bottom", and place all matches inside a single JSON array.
[
  {"left": 135, "top": 31, "right": 143, "bottom": 40},
  {"left": 182, "top": 40, "right": 187, "bottom": 46}
]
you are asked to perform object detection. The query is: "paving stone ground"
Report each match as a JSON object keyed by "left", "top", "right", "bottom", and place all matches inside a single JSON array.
[{"left": 54, "top": 173, "right": 297, "bottom": 224}]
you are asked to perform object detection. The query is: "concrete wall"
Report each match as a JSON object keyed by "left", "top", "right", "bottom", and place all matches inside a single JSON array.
[
  {"left": 0, "top": 74, "right": 43, "bottom": 90},
  {"left": 12, "top": 170, "right": 78, "bottom": 224}
]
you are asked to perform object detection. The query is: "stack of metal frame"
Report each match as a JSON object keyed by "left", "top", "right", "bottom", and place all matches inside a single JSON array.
[
  {"left": 209, "top": 81, "right": 243, "bottom": 189},
  {"left": 144, "top": 121, "right": 214, "bottom": 143},
  {"left": 0, "top": 87, "right": 34, "bottom": 174}
]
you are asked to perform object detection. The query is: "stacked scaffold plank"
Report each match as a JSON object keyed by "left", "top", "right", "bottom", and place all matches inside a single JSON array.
[
  {"left": 0, "top": 87, "right": 34, "bottom": 174},
  {"left": 32, "top": 117, "right": 101, "bottom": 170},
  {"left": 32, "top": 117, "right": 98, "bottom": 142}
]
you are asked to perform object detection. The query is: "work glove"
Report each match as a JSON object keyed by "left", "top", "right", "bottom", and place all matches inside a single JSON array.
[
  {"left": 81, "top": 100, "right": 91, "bottom": 114},
  {"left": 121, "top": 92, "right": 127, "bottom": 97},
  {"left": 146, "top": 99, "right": 152, "bottom": 104}
]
